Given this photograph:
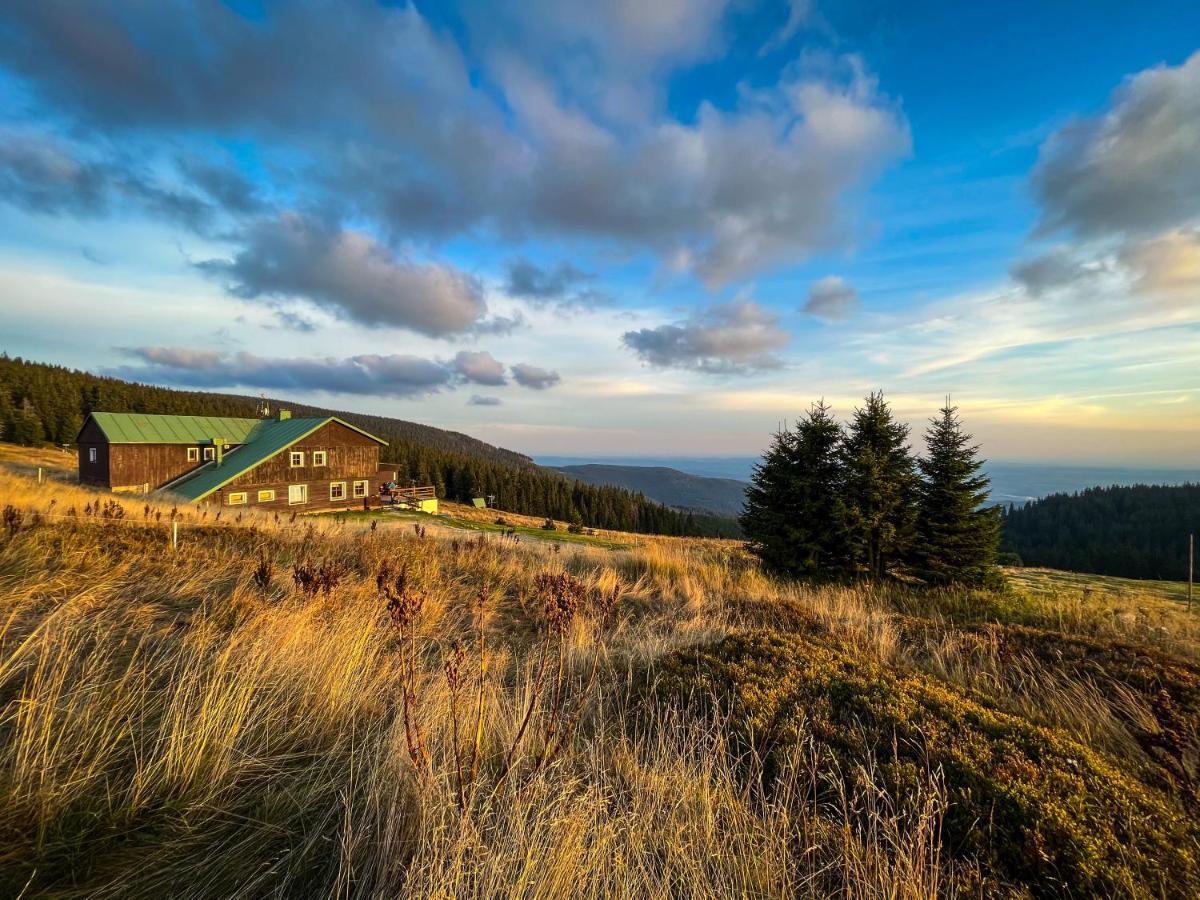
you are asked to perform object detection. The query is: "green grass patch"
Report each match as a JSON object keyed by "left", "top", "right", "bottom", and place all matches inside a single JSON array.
[
  {"left": 327, "top": 507, "right": 633, "bottom": 550},
  {"left": 1007, "top": 567, "right": 1196, "bottom": 607}
]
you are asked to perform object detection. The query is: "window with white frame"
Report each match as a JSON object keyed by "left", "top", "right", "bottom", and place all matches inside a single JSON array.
[
  {"left": 288, "top": 484, "right": 307, "bottom": 505},
  {"left": 353, "top": 480, "right": 368, "bottom": 498},
  {"left": 329, "top": 481, "right": 347, "bottom": 501},
  {"left": 203, "top": 447, "right": 215, "bottom": 461},
  {"left": 257, "top": 489, "right": 275, "bottom": 502},
  {"left": 227, "top": 492, "right": 248, "bottom": 505},
  {"left": 290, "top": 451, "right": 304, "bottom": 468},
  {"left": 312, "top": 450, "right": 327, "bottom": 467},
  {"left": 187, "top": 447, "right": 199, "bottom": 462},
  {"left": 87, "top": 447, "right": 97, "bottom": 463}
]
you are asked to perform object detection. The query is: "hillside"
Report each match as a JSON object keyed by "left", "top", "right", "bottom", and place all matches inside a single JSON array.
[
  {"left": 1001, "top": 482, "right": 1200, "bottom": 580},
  {"left": 0, "top": 354, "right": 739, "bottom": 537},
  {"left": 552, "top": 463, "right": 748, "bottom": 518},
  {"left": 2, "top": 451, "right": 1198, "bottom": 897},
  {"left": 0, "top": 353, "right": 532, "bottom": 467}
]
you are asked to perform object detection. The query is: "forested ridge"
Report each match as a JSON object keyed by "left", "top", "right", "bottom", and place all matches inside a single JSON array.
[
  {"left": 0, "top": 354, "right": 736, "bottom": 537},
  {"left": 1000, "top": 483, "right": 1200, "bottom": 580},
  {"left": 552, "top": 464, "right": 749, "bottom": 518}
]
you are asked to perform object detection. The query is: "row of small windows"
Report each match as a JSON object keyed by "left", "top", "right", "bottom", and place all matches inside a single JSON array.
[
  {"left": 226, "top": 481, "right": 368, "bottom": 505},
  {"left": 290, "top": 451, "right": 327, "bottom": 467},
  {"left": 185, "top": 447, "right": 332, "bottom": 467},
  {"left": 88, "top": 446, "right": 334, "bottom": 466}
]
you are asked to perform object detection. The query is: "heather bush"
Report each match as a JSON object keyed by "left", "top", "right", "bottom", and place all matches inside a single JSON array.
[{"left": 653, "top": 630, "right": 1200, "bottom": 898}]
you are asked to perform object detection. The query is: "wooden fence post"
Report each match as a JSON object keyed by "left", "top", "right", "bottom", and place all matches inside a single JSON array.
[
  {"left": 173, "top": 520, "right": 179, "bottom": 552},
  {"left": 37, "top": 467, "right": 43, "bottom": 484},
  {"left": 1189, "top": 533, "right": 1194, "bottom": 613}
]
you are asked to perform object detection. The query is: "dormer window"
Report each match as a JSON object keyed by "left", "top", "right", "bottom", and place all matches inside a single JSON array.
[{"left": 290, "top": 451, "right": 304, "bottom": 468}]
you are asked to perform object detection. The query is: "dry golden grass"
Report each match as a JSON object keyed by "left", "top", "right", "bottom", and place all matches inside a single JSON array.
[{"left": 0, "top": 448, "right": 1196, "bottom": 897}]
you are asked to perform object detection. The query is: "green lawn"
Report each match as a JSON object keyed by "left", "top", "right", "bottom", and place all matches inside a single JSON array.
[
  {"left": 328, "top": 506, "right": 633, "bottom": 550},
  {"left": 1006, "top": 566, "right": 1196, "bottom": 607}
]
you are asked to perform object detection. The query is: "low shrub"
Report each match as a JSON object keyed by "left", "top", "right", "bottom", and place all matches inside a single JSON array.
[
  {"left": 979, "top": 622, "right": 1200, "bottom": 799},
  {"left": 653, "top": 630, "right": 1200, "bottom": 898}
]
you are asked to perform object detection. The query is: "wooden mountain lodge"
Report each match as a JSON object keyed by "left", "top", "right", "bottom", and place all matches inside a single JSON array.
[{"left": 76, "top": 410, "right": 437, "bottom": 514}]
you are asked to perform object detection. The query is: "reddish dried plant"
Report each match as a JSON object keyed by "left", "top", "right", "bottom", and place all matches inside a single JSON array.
[
  {"left": 252, "top": 553, "right": 273, "bottom": 594},
  {"left": 498, "top": 571, "right": 591, "bottom": 790},
  {"left": 534, "top": 571, "right": 586, "bottom": 638},
  {"left": 380, "top": 564, "right": 430, "bottom": 774},
  {"left": 444, "top": 639, "right": 467, "bottom": 811},
  {"left": 292, "top": 560, "right": 343, "bottom": 596},
  {"left": 529, "top": 579, "right": 620, "bottom": 784},
  {"left": 468, "top": 587, "right": 490, "bottom": 790},
  {"left": 3, "top": 505, "right": 23, "bottom": 538}
]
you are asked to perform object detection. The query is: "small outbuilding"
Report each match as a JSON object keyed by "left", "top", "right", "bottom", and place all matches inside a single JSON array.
[{"left": 76, "top": 410, "right": 406, "bottom": 512}]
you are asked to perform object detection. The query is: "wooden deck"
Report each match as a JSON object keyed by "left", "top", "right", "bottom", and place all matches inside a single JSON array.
[{"left": 380, "top": 484, "right": 437, "bottom": 505}]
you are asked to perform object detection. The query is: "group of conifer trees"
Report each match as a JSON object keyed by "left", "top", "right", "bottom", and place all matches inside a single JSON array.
[{"left": 740, "top": 392, "right": 1000, "bottom": 585}]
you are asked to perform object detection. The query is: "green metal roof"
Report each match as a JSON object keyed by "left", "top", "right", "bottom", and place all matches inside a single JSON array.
[
  {"left": 85, "top": 412, "right": 262, "bottom": 444},
  {"left": 161, "top": 416, "right": 387, "bottom": 502}
]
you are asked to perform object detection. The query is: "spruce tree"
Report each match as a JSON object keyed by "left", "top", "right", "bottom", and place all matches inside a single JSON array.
[
  {"left": 741, "top": 426, "right": 800, "bottom": 575},
  {"left": 741, "top": 401, "right": 846, "bottom": 577},
  {"left": 913, "top": 402, "right": 1000, "bottom": 585},
  {"left": 839, "top": 392, "right": 918, "bottom": 580}
]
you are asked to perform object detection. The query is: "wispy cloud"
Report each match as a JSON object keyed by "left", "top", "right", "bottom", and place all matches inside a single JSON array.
[
  {"left": 1032, "top": 51, "right": 1200, "bottom": 240},
  {"left": 803, "top": 275, "right": 860, "bottom": 322},
  {"left": 511, "top": 363, "right": 562, "bottom": 390},
  {"left": 113, "top": 347, "right": 453, "bottom": 398},
  {"left": 622, "top": 299, "right": 789, "bottom": 373},
  {"left": 451, "top": 350, "right": 507, "bottom": 386},
  {"left": 502, "top": 257, "right": 609, "bottom": 311},
  {"left": 197, "top": 213, "right": 488, "bottom": 337}
]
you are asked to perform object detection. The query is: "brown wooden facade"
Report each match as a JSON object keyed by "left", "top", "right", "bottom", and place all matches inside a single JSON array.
[
  {"left": 77, "top": 417, "right": 238, "bottom": 492},
  {"left": 77, "top": 417, "right": 111, "bottom": 488},
  {"left": 203, "top": 420, "right": 384, "bottom": 512}
]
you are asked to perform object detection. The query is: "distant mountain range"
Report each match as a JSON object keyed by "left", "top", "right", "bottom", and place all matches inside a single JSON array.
[
  {"left": 540, "top": 456, "right": 1200, "bottom": 509},
  {"left": 551, "top": 463, "right": 748, "bottom": 518}
]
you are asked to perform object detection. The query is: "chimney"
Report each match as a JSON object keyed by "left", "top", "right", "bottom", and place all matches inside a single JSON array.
[
  {"left": 278, "top": 409, "right": 291, "bottom": 421},
  {"left": 213, "top": 438, "right": 226, "bottom": 466}
]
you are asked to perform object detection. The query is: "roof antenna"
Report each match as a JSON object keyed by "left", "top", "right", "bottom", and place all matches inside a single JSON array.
[{"left": 257, "top": 394, "right": 270, "bottom": 418}]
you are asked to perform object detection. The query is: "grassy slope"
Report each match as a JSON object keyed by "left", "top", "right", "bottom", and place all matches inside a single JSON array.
[
  {"left": 1, "top": 443, "right": 1198, "bottom": 897},
  {"left": 331, "top": 504, "right": 636, "bottom": 551},
  {"left": 1007, "top": 565, "right": 1195, "bottom": 606}
]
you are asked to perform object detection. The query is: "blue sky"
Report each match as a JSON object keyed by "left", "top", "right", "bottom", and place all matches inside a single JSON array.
[{"left": 1, "top": 1, "right": 1198, "bottom": 463}]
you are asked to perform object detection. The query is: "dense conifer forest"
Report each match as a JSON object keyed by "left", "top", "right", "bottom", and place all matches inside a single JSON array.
[
  {"left": 0, "top": 354, "right": 736, "bottom": 537},
  {"left": 1000, "top": 483, "right": 1200, "bottom": 580}
]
